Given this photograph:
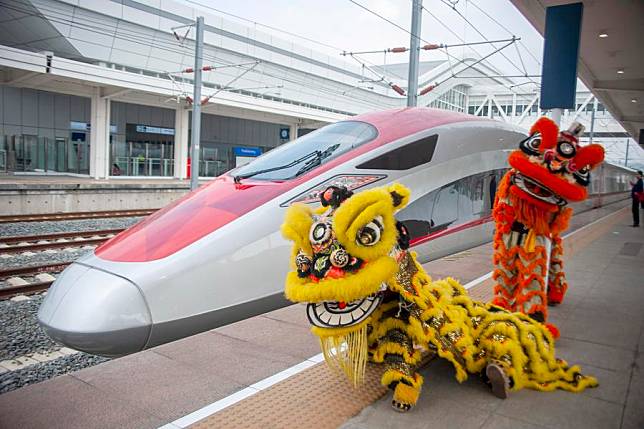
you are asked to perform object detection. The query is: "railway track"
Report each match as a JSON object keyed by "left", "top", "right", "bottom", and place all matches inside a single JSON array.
[
  {"left": 0, "top": 229, "right": 123, "bottom": 255},
  {"left": 0, "top": 262, "right": 71, "bottom": 299},
  {"left": 0, "top": 209, "right": 156, "bottom": 223}
]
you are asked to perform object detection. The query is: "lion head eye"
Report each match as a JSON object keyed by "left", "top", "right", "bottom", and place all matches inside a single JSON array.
[
  {"left": 519, "top": 133, "right": 541, "bottom": 156},
  {"left": 557, "top": 141, "right": 576, "bottom": 158},
  {"left": 356, "top": 217, "right": 383, "bottom": 246}
]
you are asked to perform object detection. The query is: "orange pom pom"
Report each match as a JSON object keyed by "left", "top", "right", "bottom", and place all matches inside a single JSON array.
[
  {"left": 574, "top": 144, "right": 605, "bottom": 170},
  {"left": 529, "top": 117, "right": 559, "bottom": 150}
]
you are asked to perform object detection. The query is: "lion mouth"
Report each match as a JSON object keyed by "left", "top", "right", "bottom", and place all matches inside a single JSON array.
[
  {"left": 512, "top": 173, "right": 567, "bottom": 206},
  {"left": 306, "top": 286, "right": 385, "bottom": 328}
]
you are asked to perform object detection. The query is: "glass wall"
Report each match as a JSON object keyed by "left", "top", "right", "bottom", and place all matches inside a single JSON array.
[
  {"left": 0, "top": 87, "right": 91, "bottom": 174},
  {"left": 194, "top": 113, "right": 292, "bottom": 177},
  {"left": 428, "top": 85, "right": 468, "bottom": 112},
  {"left": 110, "top": 102, "right": 176, "bottom": 176}
]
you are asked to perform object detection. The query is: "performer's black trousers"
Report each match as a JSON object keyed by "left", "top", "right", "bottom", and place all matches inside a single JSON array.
[{"left": 633, "top": 198, "right": 641, "bottom": 226}]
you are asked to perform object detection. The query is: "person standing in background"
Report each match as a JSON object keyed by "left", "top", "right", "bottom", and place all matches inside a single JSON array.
[{"left": 631, "top": 170, "right": 643, "bottom": 227}]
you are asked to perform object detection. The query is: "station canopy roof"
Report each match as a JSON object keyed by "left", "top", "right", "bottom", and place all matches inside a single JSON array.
[{"left": 510, "top": 0, "right": 644, "bottom": 146}]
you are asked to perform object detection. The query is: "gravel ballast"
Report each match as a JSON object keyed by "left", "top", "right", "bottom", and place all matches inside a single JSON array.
[
  {"left": 0, "top": 217, "right": 143, "bottom": 238},
  {"left": 0, "top": 295, "right": 59, "bottom": 360},
  {"left": 0, "top": 353, "right": 109, "bottom": 394}
]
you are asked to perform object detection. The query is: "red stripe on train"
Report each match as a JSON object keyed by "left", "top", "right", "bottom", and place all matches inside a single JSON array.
[{"left": 409, "top": 215, "right": 494, "bottom": 248}]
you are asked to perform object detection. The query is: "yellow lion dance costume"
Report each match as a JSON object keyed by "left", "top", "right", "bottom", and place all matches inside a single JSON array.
[
  {"left": 491, "top": 118, "right": 604, "bottom": 338},
  {"left": 282, "top": 184, "right": 597, "bottom": 412}
]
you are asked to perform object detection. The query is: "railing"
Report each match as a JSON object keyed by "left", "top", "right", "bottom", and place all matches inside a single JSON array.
[{"left": 114, "top": 157, "right": 174, "bottom": 176}]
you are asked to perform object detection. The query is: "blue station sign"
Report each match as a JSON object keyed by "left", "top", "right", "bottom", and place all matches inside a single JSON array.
[{"left": 233, "top": 146, "right": 262, "bottom": 157}]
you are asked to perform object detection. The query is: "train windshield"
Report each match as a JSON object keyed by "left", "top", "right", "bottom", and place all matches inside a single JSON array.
[{"left": 234, "top": 121, "right": 378, "bottom": 180}]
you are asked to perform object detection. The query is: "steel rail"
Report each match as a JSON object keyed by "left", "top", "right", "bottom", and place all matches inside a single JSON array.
[
  {"left": 0, "top": 229, "right": 124, "bottom": 245},
  {"left": 0, "top": 281, "right": 53, "bottom": 299},
  {"left": 0, "top": 262, "right": 72, "bottom": 280},
  {"left": 0, "top": 209, "right": 156, "bottom": 223},
  {"left": 1, "top": 238, "right": 110, "bottom": 254}
]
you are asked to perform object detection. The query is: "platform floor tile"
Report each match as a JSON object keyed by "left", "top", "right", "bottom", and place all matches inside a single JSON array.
[
  {"left": 0, "top": 374, "right": 165, "bottom": 429},
  {"left": 71, "top": 349, "right": 245, "bottom": 422}
]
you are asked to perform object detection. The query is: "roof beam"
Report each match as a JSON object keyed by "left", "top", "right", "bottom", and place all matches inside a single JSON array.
[
  {"left": 5, "top": 71, "right": 40, "bottom": 85},
  {"left": 593, "top": 79, "right": 644, "bottom": 92},
  {"left": 620, "top": 115, "right": 644, "bottom": 123},
  {"left": 101, "top": 88, "right": 131, "bottom": 99}
]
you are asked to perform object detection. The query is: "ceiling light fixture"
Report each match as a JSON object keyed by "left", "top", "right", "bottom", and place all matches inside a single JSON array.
[
  {"left": 632, "top": 99, "right": 637, "bottom": 103},
  {"left": 598, "top": 32, "right": 608, "bottom": 38},
  {"left": 617, "top": 69, "right": 625, "bottom": 74}
]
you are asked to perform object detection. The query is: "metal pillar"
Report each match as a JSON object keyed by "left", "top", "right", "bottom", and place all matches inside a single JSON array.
[
  {"left": 406, "top": 0, "right": 423, "bottom": 107},
  {"left": 551, "top": 108, "right": 563, "bottom": 126},
  {"left": 588, "top": 97, "right": 597, "bottom": 144},
  {"left": 625, "top": 139, "right": 630, "bottom": 167},
  {"left": 190, "top": 16, "right": 204, "bottom": 190}
]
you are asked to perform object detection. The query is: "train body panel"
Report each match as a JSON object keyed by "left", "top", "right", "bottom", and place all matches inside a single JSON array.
[{"left": 37, "top": 108, "right": 631, "bottom": 356}]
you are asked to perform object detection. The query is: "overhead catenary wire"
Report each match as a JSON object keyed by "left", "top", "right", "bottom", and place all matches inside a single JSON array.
[
  {"left": 436, "top": 0, "right": 539, "bottom": 85},
  {"left": 339, "top": 37, "right": 520, "bottom": 56},
  {"left": 468, "top": 0, "right": 542, "bottom": 66},
  {"left": 346, "top": 0, "right": 521, "bottom": 94},
  {"left": 419, "top": 3, "right": 538, "bottom": 93},
  {"left": 183, "top": 0, "right": 408, "bottom": 82}
]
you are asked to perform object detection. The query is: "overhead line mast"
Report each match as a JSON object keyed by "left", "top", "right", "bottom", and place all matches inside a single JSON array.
[{"left": 407, "top": 0, "right": 423, "bottom": 107}]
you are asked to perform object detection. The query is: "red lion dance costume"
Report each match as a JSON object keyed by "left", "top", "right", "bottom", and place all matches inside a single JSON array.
[{"left": 492, "top": 117, "right": 604, "bottom": 338}]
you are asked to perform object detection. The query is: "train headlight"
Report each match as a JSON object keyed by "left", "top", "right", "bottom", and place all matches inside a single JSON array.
[{"left": 283, "top": 174, "right": 387, "bottom": 206}]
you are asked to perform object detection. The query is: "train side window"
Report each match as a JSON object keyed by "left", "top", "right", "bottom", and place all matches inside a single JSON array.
[
  {"left": 356, "top": 134, "right": 438, "bottom": 170},
  {"left": 469, "top": 173, "right": 486, "bottom": 218},
  {"left": 431, "top": 183, "right": 459, "bottom": 229},
  {"left": 397, "top": 189, "right": 439, "bottom": 240}
]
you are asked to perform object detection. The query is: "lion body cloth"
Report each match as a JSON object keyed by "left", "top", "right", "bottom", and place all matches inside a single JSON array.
[
  {"left": 491, "top": 118, "right": 604, "bottom": 338},
  {"left": 282, "top": 183, "right": 597, "bottom": 412}
]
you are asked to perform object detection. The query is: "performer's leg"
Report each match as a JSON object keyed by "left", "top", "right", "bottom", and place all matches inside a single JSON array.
[
  {"left": 492, "top": 230, "right": 520, "bottom": 311},
  {"left": 633, "top": 198, "right": 640, "bottom": 226},
  {"left": 514, "top": 237, "right": 559, "bottom": 337},
  {"left": 547, "top": 235, "right": 568, "bottom": 305},
  {"left": 376, "top": 329, "right": 424, "bottom": 412}
]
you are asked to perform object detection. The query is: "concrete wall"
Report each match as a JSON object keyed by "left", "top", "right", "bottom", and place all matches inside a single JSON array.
[{"left": 0, "top": 183, "right": 189, "bottom": 215}]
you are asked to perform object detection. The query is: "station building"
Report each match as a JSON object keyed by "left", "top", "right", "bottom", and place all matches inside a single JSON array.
[{"left": 0, "top": 0, "right": 640, "bottom": 181}]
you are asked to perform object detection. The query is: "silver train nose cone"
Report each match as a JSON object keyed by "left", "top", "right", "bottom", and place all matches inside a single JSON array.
[{"left": 37, "top": 263, "right": 152, "bottom": 357}]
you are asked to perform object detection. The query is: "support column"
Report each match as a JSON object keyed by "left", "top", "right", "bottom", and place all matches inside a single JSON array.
[
  {"left": 174, "top": 107, "right": 190, "bottom": 179},
  {"left": 289, "top": 123, "right": 299, "bottom": 141},
  {"left": 90, "top": 87, "right": 110, "bottom": 179}
]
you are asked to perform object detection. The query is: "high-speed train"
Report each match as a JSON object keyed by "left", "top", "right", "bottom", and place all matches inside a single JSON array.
[{"left": 37, "top": 107, "right": 631, "bottom": 357}]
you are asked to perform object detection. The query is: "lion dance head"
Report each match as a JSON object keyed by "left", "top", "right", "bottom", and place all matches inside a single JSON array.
[
  {"left": 281, "top": 184, "right": 411, "bottom": 384},
  {"left": 509, "top": 117, "right": 604, "bottom": 207}
]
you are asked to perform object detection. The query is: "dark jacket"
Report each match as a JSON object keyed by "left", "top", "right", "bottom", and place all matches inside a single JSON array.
[{"left": 632, "top": 177, "right": 643, "bottom": 198}]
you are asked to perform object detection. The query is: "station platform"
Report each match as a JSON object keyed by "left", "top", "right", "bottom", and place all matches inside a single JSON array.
[
  {"left": 0, "top": 174, "right": 204, "bottom": 215},
  {"left": 0, "top": 201, "right": 641, "bottom": 429}
]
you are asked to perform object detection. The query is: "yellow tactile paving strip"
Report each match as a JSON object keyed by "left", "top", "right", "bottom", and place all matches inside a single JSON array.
[
  {"left": 190, "top": 207, "right": 628, "bottom": 429},
  {"left": 191, "top": 363, "right": 387, "bottom": 429}
]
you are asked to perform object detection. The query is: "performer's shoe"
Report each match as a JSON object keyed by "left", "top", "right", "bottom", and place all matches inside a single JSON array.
[
  {"left": 486, "top": 363, "right": 509, "bottom": 399},
  {"left": 391, "top": 383, "right": 419, "bottom": 413}
]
